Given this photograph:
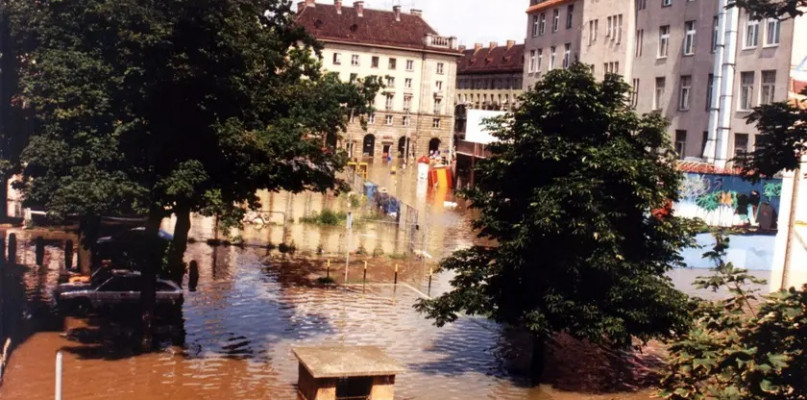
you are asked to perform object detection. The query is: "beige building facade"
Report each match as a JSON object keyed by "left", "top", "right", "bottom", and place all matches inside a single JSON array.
[
  {"left": 523, "top": 0, "right": 807, "bottom": 168},
  {"left": 456, "top": 41, "right": 525, "bottom": 111},
  {"left": 296, "top": 0, "right": 461, "bottom": 161}
]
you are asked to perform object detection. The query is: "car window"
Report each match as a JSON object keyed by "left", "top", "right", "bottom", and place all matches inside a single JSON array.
[{"left": 99, "top": 276, "right": 142, "bottom": 292}]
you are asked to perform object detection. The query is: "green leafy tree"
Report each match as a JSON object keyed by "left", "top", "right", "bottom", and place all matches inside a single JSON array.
[
  {"left": 732, "top": 0, "right": 806, "bottom": 19},
  {"left": 739, "top": 94, "right": 807, "bottom": 180},
  {"left": 415, "top": 63, "right": 695, "bottom": 380},
  {"left": 7, "top": 0, "right": 378, "bottom": 348},
  {"left": 660, "top": 233, "right": 807, "bottom": 400}
]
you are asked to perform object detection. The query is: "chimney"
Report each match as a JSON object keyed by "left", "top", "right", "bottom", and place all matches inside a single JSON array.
[
  {"left": 335, "top": 0, "right": 342, "bottom": 14},
  {"left": 393, "top": 5, "right": 401, "bottom": 21},
  {"left": 354, "top": 1, "right": 364, "bottom": 17},
  {"left": 506, "top": 40, "right": 516, "bottom": 49},
  {"left": 458, "top": 45, "right": 466, "bottom": 52},
  {"left": 410, "top": 8, "right": 422, "bottom": 16},
  {"left": 489, "top": 41, "right": 498, "bottom": 50},
  {"left": 473, "top": 42, "right": 483, "bottom": 52}
]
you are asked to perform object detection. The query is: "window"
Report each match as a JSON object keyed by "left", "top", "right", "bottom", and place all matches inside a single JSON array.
[
  {"left": 385, "top": 115, "right": 393, "bottom": 125},
  {"left": 679, "top": 75, "right": 692, "bottom": 110},
  {"left": 659, "top": 25, "right": 670, "bottom": 57},
  {"left": 402, "top": 116, "right": 410, "bottom": 126},
  {"left": 712, "top": 16, "right": 719, "bottom": 52},
  {"left": 533, "top": 15, "right": 540, "bottom": 36},
  {"left": 616, "top": 15, "right": 623, "bottom": 43},
  {"left": 662, "top": 0, "right": 672, "bottom": 7},
  {"left": 552, "top": 9, "right": 560, "bottom": 32},
  {"left": 563, "top": 43, "right": 571, "bottom": 69},
  {"left": 384, "top": 93, "right": 394, "bottom": 110},
  {"left": 350, "top": 54, "right": 359, "bottom": 66},
  {"left": 654, "top": 77, "right": 666, "bottom": 110},
  {"left": 588, "top": 20, "right": 598, "bottom": 45},
  {"left": 406, "top": 59, "right": 414, "bottom": 71},
  {"left": 433, "top": 98, "right": 442, "bottom": 114},
  {"left": 549, "top": 46, "right": 556, "bottom": 70},
  {"left": 435, "top": 81, "right": 443, "bottom": 91},
  {"left": 761, "top": 70, "right": 776, "bottom": 104},
  {"left": 765, "top": 18, "right": 780, "bottom": 45},
  {"left": 539, "top": 13, "right": 546, "bottom": 35},
  {"left": 638, "top": 0, "right": 647, "bottom": 10},
  {"left": 368, "top": 114, "right": 375, "bottom": 124},
  {"left": 386, "top": 76, "right": 395, "bottom": 87},
  {"left": 537, "top": 49, "right": 543, "bottom": 71},
  {"left": 371, "top": 56, "right": 379, "bottom": 68},
  {"left": 631, "top": 79, "right": 640, "bottom": 107},
  {"left": 739, "top": 71, "right": 754, "bottom": 110},
  {"left": 745, "top": 17, "right": 759, "bottom": 48},
  {"left": 436, "top": 62, "right": 444, "bottom": 74},
  {"left": 604, "top": 61, "right": 619, "bottom": 74},
  {"left": 389, "top": 58, "right": 397, "bottom": 70},
  {"left": 635, "top": 29, "right": 644, "bottom": 56},
  {"left": 432, "top": 118, "right": 441, "bottom": 128},
  {"left": 403, "top": 94, "right": 412, "bottom": 110},
  {"left": 706, "top": 73, "right": 714, "bottom": 110},
  {"left": 607, "top": 16, "right": 613, "bottom": 37},
  {"left": 675, "top": 130, "right": 687, "bottom": 159},
  {"left": 566, "top": 5, "right": 574, "bottom": 29},
  {"left": 734, "top": 133, "right": 749, "bottom": 164},
  {"left": 404, "top": 78, "right": 412, "bottom": 89},
  {"left": 683, "top": 21, "right": 696, "bottom": 55},
  {"left": 529, "top": 50, "right": 537, "bottom": 72},
  {"left": 333, "top": 53, "right": 342, "bottom": 65}
]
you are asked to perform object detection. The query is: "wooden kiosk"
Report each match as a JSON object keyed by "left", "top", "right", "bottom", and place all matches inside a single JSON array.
[{"left": 293, "top": 346, "right": 402, "bottom": 400}]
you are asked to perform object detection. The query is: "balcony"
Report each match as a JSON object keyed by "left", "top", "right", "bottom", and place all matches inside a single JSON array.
[{"left": 424, "top": 34, "right": 459, "bottom": 50}]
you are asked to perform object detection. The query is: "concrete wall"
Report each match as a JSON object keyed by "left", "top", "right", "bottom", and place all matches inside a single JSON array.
[
  {"left": 370, "top": 375, "right": 395, "bottom": 400},
  {"left": 675, "top": 172, "right": 782, "bottom": 227}
]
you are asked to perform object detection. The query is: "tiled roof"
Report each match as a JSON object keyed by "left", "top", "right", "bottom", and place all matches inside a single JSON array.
[
  {"left": 526, "top": 0, "right": 576, "bottom": 14},
  {"left": 295, "top": 3, "right": 460, "bottom": 55},
  {"left": 458, "top": 44, "right": 525, "bottom": 75}
]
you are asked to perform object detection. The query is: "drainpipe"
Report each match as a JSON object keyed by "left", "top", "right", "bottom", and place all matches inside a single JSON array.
[{"left": 705, "top": 0, "right": 739, "bottom": 168}]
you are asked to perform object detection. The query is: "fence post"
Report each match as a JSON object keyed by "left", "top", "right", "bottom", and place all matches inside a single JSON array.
[
  {"left": 35, "top": 236, "right": 45, "bottom": 266},
  {"left": 55, "top": 351, "right": 62, "bottom": 400},
  {"left": 64, "top": 240, "right": 73, "bottom": 271}
]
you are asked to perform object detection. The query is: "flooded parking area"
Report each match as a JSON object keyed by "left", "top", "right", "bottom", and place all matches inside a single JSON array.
[{"left": 0, "top": 161, "right": 770, "bottom": 400}]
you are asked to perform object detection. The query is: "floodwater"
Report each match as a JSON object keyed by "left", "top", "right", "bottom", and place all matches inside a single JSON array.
[{"left": 0, "top": 160, "right": 744, "bottom": 400}]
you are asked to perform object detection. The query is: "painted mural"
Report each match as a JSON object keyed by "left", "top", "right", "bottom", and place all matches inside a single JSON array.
[{"left": 675, "top": 173, "right": 782, "bottom": 230}]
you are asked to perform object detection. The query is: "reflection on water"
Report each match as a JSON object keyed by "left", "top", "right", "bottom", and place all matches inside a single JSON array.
[
  {"left": 1, "top": 241, "right": 557, "bottom": 400},
  {"left": 0, "top": 162, "right": 696, "bottom": 400}
]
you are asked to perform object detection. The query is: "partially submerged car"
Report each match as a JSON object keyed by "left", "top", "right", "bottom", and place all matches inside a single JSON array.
[{"left": 55, "top": 271, "right": 183, "bottom": 312}]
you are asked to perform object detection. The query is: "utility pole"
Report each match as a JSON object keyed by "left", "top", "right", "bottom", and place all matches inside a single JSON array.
[
  {"left": 781, "top": 166, "right": 802, "bottom": 290},
  {"left": 344, "top": 211, "right": 353, "bottom": 284}
]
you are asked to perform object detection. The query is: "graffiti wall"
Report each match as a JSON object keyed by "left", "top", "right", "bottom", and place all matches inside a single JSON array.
[{"left": 675, "top": 173, "right": 782, "bottom": 230}]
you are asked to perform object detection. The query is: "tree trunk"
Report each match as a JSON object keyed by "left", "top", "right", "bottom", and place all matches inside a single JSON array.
[
  {"left": 77, "top": 216, "right": 101, "bottom": 274},
  {"left": 0, "top": 175, "right": 8, "bottom": 221},
  {"left": 140, "top": 206, "right": 163, "bottom": 352},
  {"left": 531, "top": 335, "right": 547, "bottom": 385},
  {"left": 167, "top": 205, "right": 191, "bottom": 285}
]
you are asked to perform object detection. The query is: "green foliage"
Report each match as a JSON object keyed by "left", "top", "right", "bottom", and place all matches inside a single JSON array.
[
  {"left": 300, "top": 209, "right": 347, "bottom": 226},
  {"left": 732, "top": 0, "right": 806, "bottom": 19},
  {"left": 415, "top": 63, "right": 695, "bottom": 347},
  {"left": 740, "top": 92, "right": 807, "bottom": 181},
  {"left": 660, "top": 232, "right": 807, "bottom": 400},
  {"left": 6, "top": 0, "right": 378, "bottom": 224}
]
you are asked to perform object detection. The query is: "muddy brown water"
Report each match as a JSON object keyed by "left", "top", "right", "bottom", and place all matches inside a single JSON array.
[{"left": 0, "top": 162, "right": 664, "bottom": 399}]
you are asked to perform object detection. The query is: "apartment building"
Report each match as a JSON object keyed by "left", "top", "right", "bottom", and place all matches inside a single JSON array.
[
  {"left": 523, "top": 0, "right": 807, "bottom": 168},
  {"left": 456, "top": 41, "right": 525, "bottom": 111},
  {"left": 296, "top": 0, "right": 461, "bottom": 161}
]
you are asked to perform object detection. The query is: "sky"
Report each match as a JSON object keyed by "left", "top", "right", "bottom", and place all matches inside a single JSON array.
[{"left": 313, "top": 0, "right": 529, "bottom": 46}]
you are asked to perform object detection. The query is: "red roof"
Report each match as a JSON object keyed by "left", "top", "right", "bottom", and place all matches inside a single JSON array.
[
  {"left": 677, "top": 161, "right": 744, "bottom": 175},
  {"left": 526, "top": 0, "right": 576, "bottom": 14},
  {"left": 295, "top": 3, "right": 461, "bottom": 55},
  {"left": 458, "top": 44, "right": 525, "bottom": 75}
]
